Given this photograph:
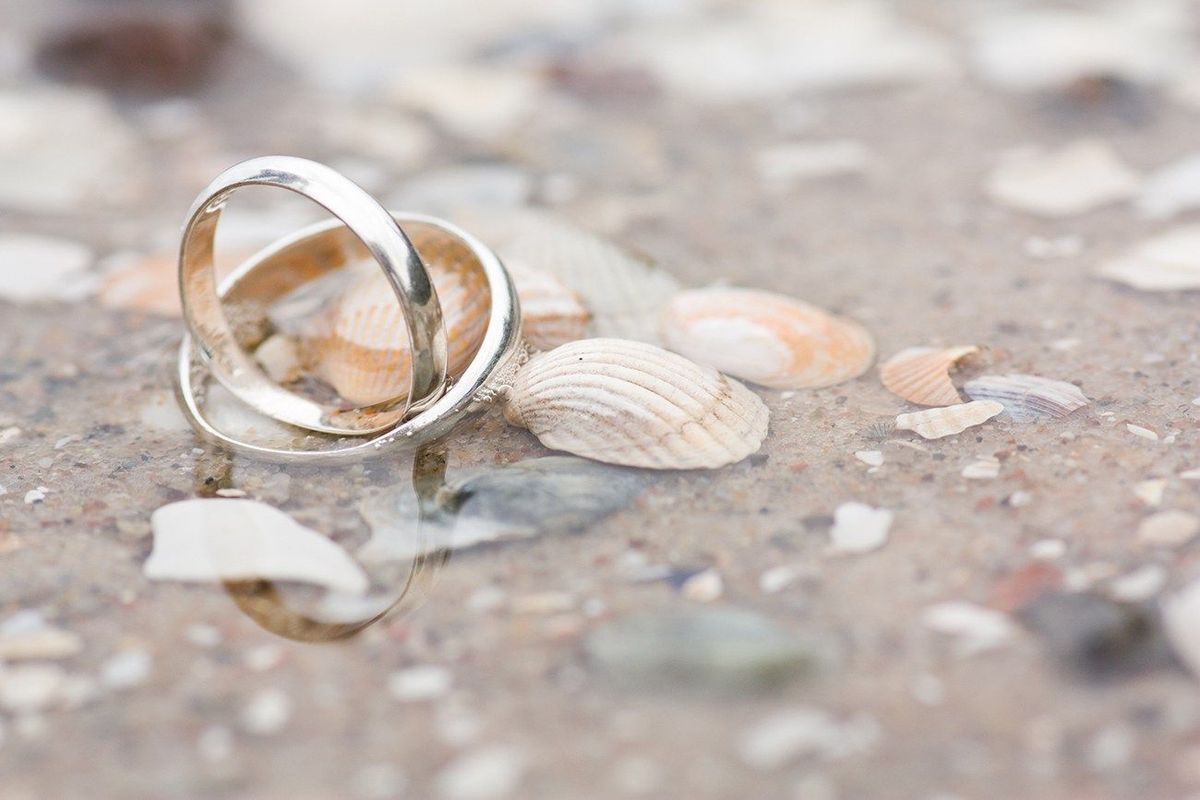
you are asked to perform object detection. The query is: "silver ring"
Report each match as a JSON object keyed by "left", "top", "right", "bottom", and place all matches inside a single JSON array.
[
  {"left": 179, "top": 155, "right": 448, "bottom": 435},
  {"left": 175, "top": 183, "right": 524, "bottom": 464}
]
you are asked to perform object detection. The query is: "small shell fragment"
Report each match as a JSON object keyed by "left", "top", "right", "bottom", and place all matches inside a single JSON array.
[
  {"left": 1096, "top": 226, "right": 1200, "bottom": 291},
  {"left": 502, "top": 338, "right": 769, "bottom": 470},
  {"left": 879, "top": 345, "right": 978, "bottom": 406},
  {"left": 506, "top": 258, "right": 590, "bottom": 351},
  {"left": 895, "top": 400, "right": 1003, "bottom": 440},
  {"left": 659, "top": 287, "right": 874, "bottom": 389},
  {"left": 963, "top": 374, "right": 1088, "bottom": 422}
]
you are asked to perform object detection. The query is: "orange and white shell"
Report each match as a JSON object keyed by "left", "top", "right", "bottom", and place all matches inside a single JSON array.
[
  {"left": 506, "top": 258, "right": 590, "bottom": 351},
  {"left": 895, "top": 400, "right": 1004, "bottom": 440},
  {"left": 880, "top": 345, "right": 979, "bottom": 406},
  {"left": 658, "top": 287, "right": 874, "bottom": 389},
  {"left": 284, "top": 257, "right": 490, "bottom": 406},
  {"left": 502, "top": 338, "right": 769, "bottom": 470}
]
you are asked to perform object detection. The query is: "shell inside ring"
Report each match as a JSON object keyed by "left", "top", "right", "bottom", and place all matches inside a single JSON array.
[{"left": 175, "top": 214, "right": 524, "bottom": 464}]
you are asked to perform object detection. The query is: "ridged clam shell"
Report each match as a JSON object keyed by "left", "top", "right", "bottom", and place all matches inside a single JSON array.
[
  {"left": 895, "top": 400, "right": 1004, "bottom": 440},
  {"left": 455, "top": 209, "right": 680, "bottom": 343},
  {"left": 880, "top": 345, "right": 978, "bottom": 406},
  {"left": 506, "top": 258, "right": 590, "bottom": 351},
  {"left": 270, "top": 247, "right": 490, "bottom": 406},
  {"left": 502, "top": 338, "right": 769, "bottom": 470},
  {"left": 658, "top": 287, "right": 874, "bottom": 389},
  {"left": 963, "top": 374, "right": 1089, "bottom": 422}
]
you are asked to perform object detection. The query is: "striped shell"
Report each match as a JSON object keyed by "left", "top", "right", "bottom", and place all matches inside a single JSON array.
[
  {"left": 270, "top": 255, "right": 490, "bottom": 406},
  {"left": 895, "top": 400, "right": 1004, "bottom": 440},
  {"left": 658, "top": 287, "right": 874, "bottom": 389},
  {"left": 502, "top": 338, "right": 769, "bottom": 470},
  {"left": 880, "top": 345, "right": 978, "bottom": 406},
  {"left": 963, "top": 374, "right": 1089, "bottom": 422},
  {"left": 506, "top": 258, "right": 590, "bottom": 351},
  {"left": 455, "top": 209, "right": 680, "bottom": 343}
]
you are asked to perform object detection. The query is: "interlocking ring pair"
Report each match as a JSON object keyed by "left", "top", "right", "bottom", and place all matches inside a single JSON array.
[{"left": 174, "top": 156, "right": 525, "bottom": 462}]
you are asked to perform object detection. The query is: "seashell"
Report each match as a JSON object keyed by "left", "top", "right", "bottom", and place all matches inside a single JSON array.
[
  {"left": 985, "top": 140, "right": 1139, "bottom": 218},
  {"left": 962, "top": 374, "right": 1089, "bottom": 422},
  {"left": 454, "top": 209, "right": 681, "bottom": 343},
  {"left": 506, "top": 258, "right": 590, "bottom": 351},
  {"left": 658, "top": 287, "right": 874, "bottom": 389},
  {"left": 1096, "top": 226, "right": 1200, "bottom": 291},
  {"left": 895, "top": 400, "right": 1004, "bottom": 440},
  {"left": 144, "top": 499, "right": 369, "bottom": 594},
  {"left": 270, "top": 231, "right": 491, "bottom": 406},
  {"left": 879, "top": 345, "right": 978, "bottom": 406},
  {"left": 502, "top": 338, "right": 769, "bottom": 470}
]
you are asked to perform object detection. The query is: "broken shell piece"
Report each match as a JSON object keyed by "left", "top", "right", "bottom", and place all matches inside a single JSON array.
[
  {"left": 502, "top": 338, "right": 769, "bottom": 470},
  {"left": 658, "top": 287, "right": 874, "bottom": 389},
  {"left": 895, "top": 400, "right": 1003, "bottom": 440},
  {"left": 963, "top": 374, "right": 1088, "bottom": 422},
  {"left": 985, "top": 140, "right": 1139, "bottom": 218},
  {"left": 879, "top": 345, "right": 978, "bottom": 406},
  {"left": 506, "top": 258, "right": 590, "bottom": 351},
  {"left": 1096, "top": 226, "right": 1200, "bottom": 291},
  {"left": 144, "top": 499, "right": 369, "bottom": 594}
]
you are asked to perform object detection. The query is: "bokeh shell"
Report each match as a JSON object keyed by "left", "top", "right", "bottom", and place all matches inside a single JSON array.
[
  {"left": 658, "top": 287, "right": 874, "bottom": 389},
  {"left": 880, "top": 345, "right": 978, "bottom": 406},
  {"left": 895, "top": 400, "right": 1004, "bottom": 440},
  {"left": 963, "top": 374, "right": 1089, "bottom": 422},
  {"left": 502, "top": 338, "right": 769, "bottom": 469},
  {"left": 506, "top": 257, "right": 590, "bottom": 351}
]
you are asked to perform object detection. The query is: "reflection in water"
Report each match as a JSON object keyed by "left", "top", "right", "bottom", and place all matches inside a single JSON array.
[
  {"left": 191, "top": 443, "right": 451, "bottom": 643},
  {"left": 179, "top": 441, "right": 649, "bottom": 643}
]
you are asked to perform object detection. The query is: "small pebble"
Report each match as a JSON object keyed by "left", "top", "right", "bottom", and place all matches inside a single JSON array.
[
  {"left": 1109, "top": 564, "right": 1168, "bottom": 602},
  {"left": 1137, "top": 510, "right": 1200, "bottom": 547},
  {"left": 100, "top": 649, "right": 152, "bottom": 690},
  {"left": 922, "top": 602, "right": 1013, "bottom": 656},
  {"left": 1133, "top": 479, "right": 1167, "bottom": 507},
  {"left": 829, "top": 502, "right": 893, "bottom": 554},
  {"left": 0, "top": 664, "right": 67, "bottom": 713},
  {"left": 241, "top": 688, "right": 291, "bottom": 735},
  {"left": 680, "top": 569, "right": 724, "bottom": 602},
  {"left": 435, "top": 745, "right": 526, "bottom": 800},
  {"left": 854, "top": 450, "right": 884, "bottom": 467},
  {"left": 388, "top": 665, "right": 453, "bottom": 702},
  {"left": 737, "top": 707, "right": 880, "bottom": 770}
]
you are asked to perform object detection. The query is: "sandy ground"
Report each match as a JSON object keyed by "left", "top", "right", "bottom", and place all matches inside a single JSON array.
[{"left": 5, "top": 1, "right": 1200, "bottom": 798}]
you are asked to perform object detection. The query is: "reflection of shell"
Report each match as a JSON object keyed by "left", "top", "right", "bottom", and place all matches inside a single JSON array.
[
  {"left": 271, "top": 252, "right": 490, "bottom": 406},
  {"left": 455, "top": 209, "right": 680, "bottom": 343},
  {"left": 963, "top": 374, "right": 1089, "bottom": 422},
  {"left": 658, "top": 287, "right": 874, "bottom": 389},
  {"left": 895, "top": 400, "right": 1004, "bottom": 440},
  {"left": 502, "top": 338, "right": 769, "bottom": 469},
  {"left": 507, "top": 258, "right": 590, "bottom": 351},
  {"left": 880, "top": 345, "right": 978, "bottom": 406}
]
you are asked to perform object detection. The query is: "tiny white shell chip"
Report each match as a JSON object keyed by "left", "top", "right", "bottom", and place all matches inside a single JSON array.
[
  {"left": 895, "top": 400, "right": 1003, "bottom": 440},
  {"left": 922, "top": 602, "right": 1014, "bottom": 656},
  {"left": 659, "top": 287, "right": 875, "bottom": 389},
  {"left": 1097, "top": 226, "right": 1200, "bottom": 291},
  {"left": 986, "top": 140, "right": 1139, "bottom": 218},
  {"left": 829, "top": 502, "right": 893, "bottom": 554},
  {"left": 963, "top": 374, "right": 1089, "bottom": 422},
  {"left": 145, "top": 499, "right": 369, "bottom": 594},
  {"left": 502, "top": 338, "right": 769, "bottom": 470}
]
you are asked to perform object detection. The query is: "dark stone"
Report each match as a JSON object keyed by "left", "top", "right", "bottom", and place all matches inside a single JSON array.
[{"left": 1017, "top": 591, "right": 1179, "bottom": 680}]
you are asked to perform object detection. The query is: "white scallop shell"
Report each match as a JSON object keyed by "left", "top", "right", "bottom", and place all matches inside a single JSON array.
[
  {"left": 455, "top": 209, "right": 681, "bottom": 343},
  {"left": 502, "top": 338, "right": 769, "bottom": 470},
  {"left": 895, "top": 400, "right": 1004, "bottom": 440},
  {"left": 659, "top": 287, "right": 875, "bottom": 389},
  {"left": 506, "top": 257, "right": 590, "bottom": 351},
  {"left": 962, "top": 374, "right": 1089, "bottom": 422}
]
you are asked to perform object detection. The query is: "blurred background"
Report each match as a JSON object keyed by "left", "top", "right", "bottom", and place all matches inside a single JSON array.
[{"left": 7, "top": 1, "right": 1200, "bottom": 799}]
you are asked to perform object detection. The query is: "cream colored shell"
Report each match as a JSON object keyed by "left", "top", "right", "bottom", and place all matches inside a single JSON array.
[
  {"left": 895, "top": 400, "right": 1004, "bottom": 440},
  {"left": 658, "top": 287, "right": 875, "bottom": 389},
  {"left": 502, "top": 338, "right": 769, "bottom": 470},
  {"left": 506, "top": 258, "right": 590, "bottom": 351},
  {"left": 880, "top": 345, "right": 978, "bottom": 406}
]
